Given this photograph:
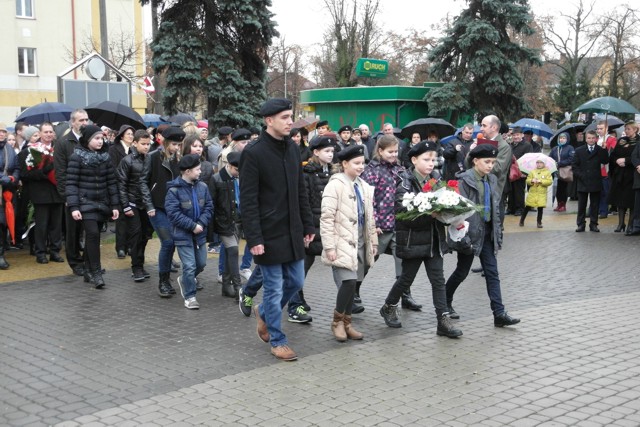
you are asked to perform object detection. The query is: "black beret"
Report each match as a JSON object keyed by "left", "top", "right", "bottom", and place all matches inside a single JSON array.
[
  {"left": 218, "top": 126, "right": 233, "bottom": 136},
  {"left": 231, "top": 128, "right": 251, "bottom": 141},
  {"left": 336, "top": 144, "right": 365, "bottom": 162},
  {"left": 259, "top": 98, "right": 292, "bottom": 117},
  {"left": 249, "top": 127, "right": 260, "bottom": 135},
  {"left": 316, "top": 120, "right": 329, "bottom": 128},
  {"left": 469, "top": 144, "right": 498, "bottom": 159},
  {"left": 226, "top": 151, "right": 241, "bottom": 167},
  {"left": 179, "top": 153, "right": 201, "bottom": 170},
  {"left": 407, "top": 140, "right": 437, "bottom": 159},
  {"left": 162, "top": 126, "right": 186, "bottom": 142},
  {"left": 80, "top": 125, "right": 103, "bottom": 147},
  {"left": 338, "top": 125, "right": 353, "bottom": 133},
  {"left": 309, "top": 135, "right": 336, "bottom": 151},
  {"left": 511, "top": 126, "right": 523, "bottom": 134}
]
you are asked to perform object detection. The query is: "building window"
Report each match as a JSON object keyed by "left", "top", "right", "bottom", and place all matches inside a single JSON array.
[
  {"left": 18, "top": 48, "right": 37, "bottom": 75},
  {"left": 16, "top": 0, "right": 34, "bottom": 18}
]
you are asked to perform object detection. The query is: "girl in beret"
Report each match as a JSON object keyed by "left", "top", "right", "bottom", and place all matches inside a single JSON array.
[{"left": 320, "top": 145, "right": 378, "bottom": 342}]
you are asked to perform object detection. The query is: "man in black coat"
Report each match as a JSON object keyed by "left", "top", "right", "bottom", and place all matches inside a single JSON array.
[
  {"left": 240, "top": 98, "right": 315, "bottom": 362},
  {"left": 443, "top": 123, "right": 474, "bottom": 181},
  {"left": 572, "top": 130, "right": 609, "bottom": 232}
]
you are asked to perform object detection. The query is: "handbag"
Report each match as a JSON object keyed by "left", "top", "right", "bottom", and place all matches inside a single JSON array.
[
  {"left": 558, "top": 165, "right": 573, "bottom": 182},
  {"left": 509, "top": 155, "right": 521, "bottom": 182}
]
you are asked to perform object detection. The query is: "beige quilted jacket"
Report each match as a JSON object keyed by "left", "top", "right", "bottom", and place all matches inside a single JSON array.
[{"left": 320, "top": 173, "right": 378, "bottom": 271}]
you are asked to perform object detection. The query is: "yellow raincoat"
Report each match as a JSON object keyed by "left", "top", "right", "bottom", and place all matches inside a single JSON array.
[{"left": 525, "top": 168, "right": 553, "bottom": 208}]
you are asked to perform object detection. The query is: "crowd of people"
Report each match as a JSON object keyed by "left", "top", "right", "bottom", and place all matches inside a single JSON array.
[{"left": 1, "top": 100, "right": 638, "bottom": 361}]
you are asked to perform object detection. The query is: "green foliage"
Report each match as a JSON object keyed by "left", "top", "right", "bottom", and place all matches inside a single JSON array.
[
  {"left": 146, "top": 0, "right": 277, "bottom": 130},
  {"left": 426, "top": 0, "right": 541, "bottom": 121}
]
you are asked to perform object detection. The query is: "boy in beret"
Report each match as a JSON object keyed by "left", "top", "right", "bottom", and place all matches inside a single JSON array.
[
  {"left": 164, "top": 154, "right": 213, "bottom": 309},
  {"left": 240, "top": 98, "right": 315, "bottom": 361},
  {"left": 445, "top": 144, "right": 520, "bottom": 328}
]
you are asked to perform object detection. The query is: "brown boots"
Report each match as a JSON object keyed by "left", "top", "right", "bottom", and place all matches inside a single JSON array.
[{"left": 332, "top": 310, "right": 363, "bottom": 341}]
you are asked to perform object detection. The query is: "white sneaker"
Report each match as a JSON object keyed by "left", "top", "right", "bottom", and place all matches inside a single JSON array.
[
  {"left": 217, "top": 275, "right": 223, "bottom": 284},
  {"left": 184, "top": 297, "right": 200, "bottom": 309},
  {"left": 240, "top": 268, "right": 252, "bottom": 281}
]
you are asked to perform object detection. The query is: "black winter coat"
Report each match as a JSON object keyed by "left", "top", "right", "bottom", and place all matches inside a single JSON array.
[
  {"left": 209, "top": 167, "right": 239, "bottom": 236},
  {"left": 141, "top": 149, "right": 179, "bottom": 212},
  {"left": 115, "top": 147, "right": 151, "bottom": 212},
  {"left": 632, "top": 141, "right": 640, "bottom": 190},
  {"left": 572, "top": 144, "right": 609, "bottom": 192},
  {"left": 53, "top": 132, "right": 80, "bottom": 198},
  {"left": 302, "top": 161, "right": 332, "bottom": 256},
  {"left": 18, "top": 144, "right": 63, "bottom": 205},
  {"left": 442, "top": 136, "right": 473, "bottom": 181},
  {"left": 239, "top": 131, "right": 314, "bottom": 265},
  {"left": 66, "top": 147, "right": 119, "bottom": 221},
  {"left": 394, "top": 169, "right": 448, "bottom": 259}
]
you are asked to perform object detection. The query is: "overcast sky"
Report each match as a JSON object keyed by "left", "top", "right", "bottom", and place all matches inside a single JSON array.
[{"left": 268, "top": 0, "right": 629, "bottom": 50}]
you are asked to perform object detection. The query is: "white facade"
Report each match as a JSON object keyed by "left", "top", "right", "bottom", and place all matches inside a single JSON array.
[{"left": 0, "top": 0, "right": 147, "bottom": 126}]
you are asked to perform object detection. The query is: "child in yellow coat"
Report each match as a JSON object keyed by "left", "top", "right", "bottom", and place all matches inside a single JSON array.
[{"left": 520, "top": 160, "right": 553, "bottom": 228}]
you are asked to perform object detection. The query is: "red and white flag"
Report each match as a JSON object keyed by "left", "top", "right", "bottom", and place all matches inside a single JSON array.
[{"left": 140, "top": 76, "right": 155, "bottom": 93}]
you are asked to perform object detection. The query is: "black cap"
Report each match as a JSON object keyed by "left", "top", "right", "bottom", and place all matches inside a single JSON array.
[
  {"left": 469, "top": 144, "right": 498, "bottom": 159},
  {"left": 338, "top": 125, "right": 353, "bottom": 133},
  {"left": 259, "top": 98, "right": 292, "bottom": 117},
  {"left": 162, "top": 126, "right": 186, "bottom": 142},
  {"left": 309, "top": 135, "right": 336, "bottom": 151},
  {"left": 226, "top": 151, "right": 241, "bottom": 167},
  {"left": 179, "top": 154, "right": 201, "bottom": 170},
  {"left": 316, "top": 120, "right": 329, "bottom": 128},
  {"left": 80, "top": 125, "right": 103, "bottom": 147},
  {"left": 231, "top": 128, "right": 251, "bottom": 141},
  {"left": 336, "top": 144, "right": 365, "bottom": 162},
  {"left": 407, "top": 140, "right": 437, "bottom": 159},
  {"left": 218, "top": 126, "right": 233, "bottom": 136}
]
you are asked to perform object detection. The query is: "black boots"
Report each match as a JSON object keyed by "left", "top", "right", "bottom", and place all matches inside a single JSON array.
[
  {"left": 437, "top": 314, "right": 463, "bottom": 338},
  {"left": 232, "top": 274, "right": 242, "bottom": 301},
  {"left": 91, "top": 269, "right": 105, "bottom": 289},
  {"left": 221, "top": 274, "right": 236, "bottom": 298},
  {"left": 158, "top": 272, "right": 173, "bottom": 297},
  {"left": 380, "top": 304, "right": 402, "bottom": 328},
  {"left": 401, "top": 290, "right": 422, "bottom": 311},
  {"left": 0, "top": 252, "right": 8, "bottom": 270}
]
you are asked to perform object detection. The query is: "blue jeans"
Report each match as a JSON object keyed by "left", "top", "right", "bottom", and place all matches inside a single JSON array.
[
  {"left": 148, "top": 209, "right": 174, "bottom": 274},
  {"left": 176, "top": 243, "right": 207, "bottom": 299},
  {"left": 243, "top": 265, "right": 263, "bottom": 297},
  {"left": 478, "top": 226, "right": 505, "bottom": 316},
  {"left": 218, "top": 243, "right": 225, "bottom": 275},
  {"left": 257, "top": 260, "right": 305, "bottom": 347},
  {"left": 241, "top": 244, "right": 252, "bottom": 270}
]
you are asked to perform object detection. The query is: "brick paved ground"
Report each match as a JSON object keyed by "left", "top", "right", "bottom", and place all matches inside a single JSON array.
[{"left": 1, "top": 203, "right": 639, "bottom": 426}]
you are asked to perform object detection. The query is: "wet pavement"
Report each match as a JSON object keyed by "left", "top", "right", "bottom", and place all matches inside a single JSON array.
[{"left": 1, "top": 201, "right": 639, "bottom": 426}]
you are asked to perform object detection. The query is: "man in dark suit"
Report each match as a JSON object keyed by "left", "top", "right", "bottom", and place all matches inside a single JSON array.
[
  {"left": 572, "top": 130, "right": 609, "bottom": 232},
  {"left": 240, "top": 98, "right": 315, "bottom": 362}
]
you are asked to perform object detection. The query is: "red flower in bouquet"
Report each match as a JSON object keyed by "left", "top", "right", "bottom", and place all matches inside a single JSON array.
[
  {"left": 26, "top": 143, "right": 57, "bottom": 186},
  {"left": 422, "top": 178, "right": 438, "bottom": 192},
  {"left": 446, "top": 180, "right": 460, "bottom": 194}
]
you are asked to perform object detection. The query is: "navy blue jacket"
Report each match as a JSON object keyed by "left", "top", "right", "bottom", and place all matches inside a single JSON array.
[{"left": 165, "top": 177, "right": 213, "bottom": 247}]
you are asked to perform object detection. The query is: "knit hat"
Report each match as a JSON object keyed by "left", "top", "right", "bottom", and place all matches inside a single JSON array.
[
  {"left": 22, "top": 126, "right": 40, "bottom": 142},
  {"left": 80, "top": 125, "right": 104, "bottom": 148}
]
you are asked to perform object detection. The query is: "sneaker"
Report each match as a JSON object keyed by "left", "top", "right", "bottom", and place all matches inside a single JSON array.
[
  {"left": 142, "top": 268, "right": 151, "bottom": 279},
  {"left": 380, "top": 304, "right": 402, "bottom": 328},
  {"left": 288, "top": 306, "right": 312, "bottom": 323},
  {"left": 238, "top": 287, "right": 253, "bottom": 317},
  {"left": 208, "top": 245, "right": 220, "bottom": 254},
  {"left": 217, "top": 275, "right": 223, "bottom": 284},
  {"left": 240, "top": 268, "right": 252, "bottom": 281},
  {"left": 184, "top": 297, "right": 200, "bottom": 309},
  {"left": 132, "top": 268, "right": 145, "bottom": 282},
  {"left": 195, "top": 277, "right": 203, "bottom": 291},
  {"left": 271, "top": 345, "right": 297, "bottom": 361}
]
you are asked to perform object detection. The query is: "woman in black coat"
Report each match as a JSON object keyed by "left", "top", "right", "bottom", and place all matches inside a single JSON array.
[
  {"left": 608, "top": 122, "right": 639, "bottom": 232},
  {"left": 66, "top": 125, "right": 119, "bottom": 287}
]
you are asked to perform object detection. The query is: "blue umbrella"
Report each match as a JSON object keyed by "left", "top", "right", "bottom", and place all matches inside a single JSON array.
[
  {"left": 512, "top": 118, "right": 553, "bottom": 139},
  {"left": 440, "top": 135, "right": 458, "bottom": 145},
  {"left": 15, "top": 102, "right": 73, "bottom": 125},
  {"left": 143, "top": 113, "right": 168, "bottom": 128},
  {"left": 454, "top": 124, "right": 481, "bottom": 138}
]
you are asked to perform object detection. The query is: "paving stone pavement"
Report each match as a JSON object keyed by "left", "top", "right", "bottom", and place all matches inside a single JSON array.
[{"left": 1, "top": 208, "right": 640, "bottom": 426}]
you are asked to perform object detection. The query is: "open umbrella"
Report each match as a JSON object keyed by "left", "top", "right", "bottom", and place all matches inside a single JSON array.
[
  {"left": 517, "top": 152, "right": 557, "bottom": 174},
  {"left": 166, "top": 113, "right": 197, "bottom": 125},
  {"left": 574, "top": 96, "right": 640, "bottom": 115},
  {"left": 455, "top": 124, "right": 481, "bottom": 138},
  {"left": 292, "top": 117, "right": 319, "bottom": 131},
  {"left": 549, "top": 123, "right": 586, "bottom": 148},
  {"left": 86, "top": 101, "right": 146, "bottom": 130},
  {"left": 142, "top": 113, "right": 168, "bottom": 128},
  {"left": 511, "top": 118, "right": 554, "bottom": 139},
  {"left": 400, "top": 118, "right": 455, "bottom": 140},
  {"left": 584, "top": 116, "right": 625, "bottom": 133},
  {"left": 15, "top": 102, "right": 73, "bottom": 125}
]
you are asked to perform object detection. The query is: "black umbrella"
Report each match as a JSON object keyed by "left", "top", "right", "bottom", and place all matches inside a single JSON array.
[
  {"left": 85, "top": 101, "right": 146, "bottom": 130},
  {"left": 15, "top": 102, "right": 73, "bottom": 125},
  {"left": 584, "top": 116, "right": 625, "bottom": 133},
  {"left": 165, "top": 113, "right": 197, "bottom": 126},
  {"left": 400, "top": 118, "right": 455, "bottom": 140},
  {"left": 549, "top": 123, "right": 586, "bottom": 148}
]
